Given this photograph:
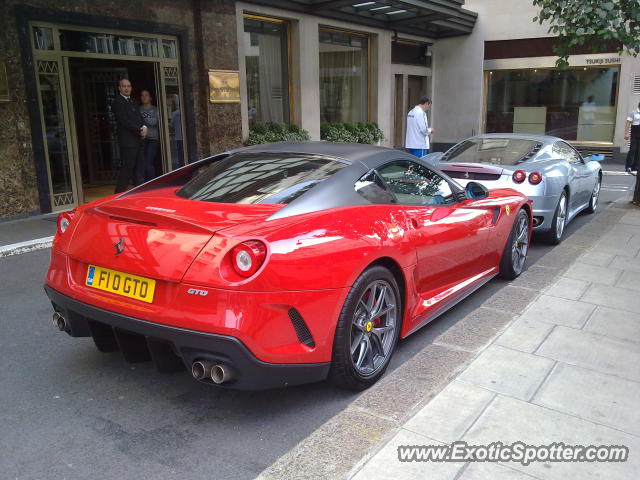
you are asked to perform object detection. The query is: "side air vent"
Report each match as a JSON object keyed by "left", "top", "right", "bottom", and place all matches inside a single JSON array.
[
  {"left": 288, "top": 308, "right": 316, "bottom": 348},
  {"left": 521, "top": 142, "right": 543, "bottom": 162}
]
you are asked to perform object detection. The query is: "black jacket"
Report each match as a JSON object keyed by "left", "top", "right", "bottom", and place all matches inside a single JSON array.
[{"left": 112, "top": 94, "right": 144, "bottom": 148}]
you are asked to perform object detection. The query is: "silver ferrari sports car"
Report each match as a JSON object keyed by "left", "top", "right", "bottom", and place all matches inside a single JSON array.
[{"left": 425, "top": 134, "right": 603, "bottom": 244}]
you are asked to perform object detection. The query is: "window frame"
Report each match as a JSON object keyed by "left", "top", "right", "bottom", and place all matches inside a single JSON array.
[
  {"left": 554, "top": 141, "right": 584, "bottom": 165},
  {"left": 242, "top": 13, "right": 293, "bottom": 126},
  {"left": 318, "top": 26, "right": 371, "bottom": 123}
]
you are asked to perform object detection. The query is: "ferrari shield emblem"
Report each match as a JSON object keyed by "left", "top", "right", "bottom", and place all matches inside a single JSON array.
[
  {"left": 114, "top": 237, "right": 126, "bottom": 255},
  {"left": 505, "top": 205, "right": 511, "bottom": 216}
]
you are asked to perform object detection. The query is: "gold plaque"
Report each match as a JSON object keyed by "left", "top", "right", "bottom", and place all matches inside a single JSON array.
[{"left": 208, "top": 69, "right": 240, "bottom": 103}]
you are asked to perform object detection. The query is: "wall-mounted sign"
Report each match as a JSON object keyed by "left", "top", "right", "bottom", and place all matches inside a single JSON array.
[
  {"left": 208, "top": 69, "right": 240, "bottom": 103},
  {"left": 585, "top": 57, "right": 621, "bottom": 65},
  {"left": 0, "top": 61, "right": 9, "bottom": 102}
]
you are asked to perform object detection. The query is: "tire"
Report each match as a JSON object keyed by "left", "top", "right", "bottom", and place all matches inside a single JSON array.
[
  {"left": 585, "top": 177, "right": 601, "bottom": 214},
  {"left": 498, "top": 209, "right": 530, "bottom": 280},
  {"left": 540, "top": 191, "right": 567, "bottom": 245},
  {"left": 328, "top": 266, "right": 401, "bottom": 391}
]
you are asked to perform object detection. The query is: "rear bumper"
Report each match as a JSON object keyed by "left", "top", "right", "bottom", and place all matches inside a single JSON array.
[
  {"left": 44, "top": 285, "right": 331, "bottom": 390},
  {"left": 529, "top": 193, "right": 561, "bottom": 232}
]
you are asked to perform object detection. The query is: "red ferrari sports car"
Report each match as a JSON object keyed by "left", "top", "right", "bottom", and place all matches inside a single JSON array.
[{"left": 45, "top": 142, "right": 531, "bottom": 390}]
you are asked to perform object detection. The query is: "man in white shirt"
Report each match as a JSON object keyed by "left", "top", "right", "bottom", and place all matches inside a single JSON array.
[
  {"left": 405, "top": 97, "right": 434, "bottom": 158},
  {"left": 624, "top": 102, "right": 640, "bottom": 173}
]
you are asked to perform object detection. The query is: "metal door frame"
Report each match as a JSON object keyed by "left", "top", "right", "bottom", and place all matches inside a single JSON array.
[{"left": 29, "top": 20, "right": 186, "bottom": 211}]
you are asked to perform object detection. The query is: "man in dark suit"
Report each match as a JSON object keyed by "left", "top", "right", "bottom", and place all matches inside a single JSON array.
[{"left": 113, "top": 78, "right": 147, "bottom": 193}]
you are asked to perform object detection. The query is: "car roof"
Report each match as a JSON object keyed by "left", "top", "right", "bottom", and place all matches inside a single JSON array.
[
  {"left": 239, "top": 141, "right": 416, "bottom": 168},
  {"left": 464, "top": 133, "right": 561, "bottom": 147},
  {"left": 227, "top": 142, "right": 455, "bottom": 221}
]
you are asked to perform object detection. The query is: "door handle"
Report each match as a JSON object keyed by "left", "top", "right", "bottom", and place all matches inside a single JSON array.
[{"left": 409, "top": 217, "right": 420, "bottom": 229}]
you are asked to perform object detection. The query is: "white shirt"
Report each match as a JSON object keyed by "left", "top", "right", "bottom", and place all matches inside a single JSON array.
[
  {"left": 405, "top": 105, "right": 433, "bottom": 149},
  {"left": 627, "top": 109, "right": 640, "bottom": 126}
]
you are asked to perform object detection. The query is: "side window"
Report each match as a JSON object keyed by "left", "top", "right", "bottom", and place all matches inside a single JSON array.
[
  {"left": 565, "top": 143, "right": 584, "bottom": 164},
  {"left": 354, "top": 170, "right": 397, "bottom": 204},
  {"left": 553, "top": 142, "right": 582, "bottom": 164},
  {"left": 376, "top": 161, "right": 455, "bottom": 206}
]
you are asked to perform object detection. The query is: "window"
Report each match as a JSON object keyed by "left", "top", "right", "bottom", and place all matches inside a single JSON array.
[
  {"left": 162, "top": 39, "right": 177, "bottom": 59},
  {"left": 392, "top": 40, "right": 432, "bottom": 68},
  {"left": 33, "top": 26, "right": 54, "bottom": 50},
  {"left": 243, "top": 16, "right": 290, "bottom": 127},
  {"left": 485, "top": 67, "right": 619, "bottom": 142},
  {"left": 443, "top": 138, "right": 541, "bottom": 165},
  {"left": 354, "top": 170, "right": 397, "bottom": 204},
  {"left": 59, "top": 29, "right": 158, "bottom": 57},
  {"left": 319, "top": 28, "right": 368, "bottom": 123},
  {"left": 376, "top": 161, "right": 455, "bottom": 206},
  {"left": 553, "top": 141, "right": 582, "bottom": 164},
  {"left": 177, "top": 153, "right": 346, "bottom": 204}
]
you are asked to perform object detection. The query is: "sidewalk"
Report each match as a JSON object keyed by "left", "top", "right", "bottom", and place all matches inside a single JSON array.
[{"left": 348, "top": 199, "right": 640, "bottom": 479}]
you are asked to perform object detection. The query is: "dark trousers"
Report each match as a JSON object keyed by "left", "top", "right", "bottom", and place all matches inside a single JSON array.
[
  {"left": 139, "top": 139, "right": 158, "bottom": 183},
  {"left": 626, "top": 129, "right": 640, "bottom": 171},
  {"left": 115, "top": 145, "right": 144, "bottom": 194}
]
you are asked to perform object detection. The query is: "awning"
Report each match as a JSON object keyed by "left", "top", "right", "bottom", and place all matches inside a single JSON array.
[{"left": 244, "top": 0, "right": 478, "bottom": 38}]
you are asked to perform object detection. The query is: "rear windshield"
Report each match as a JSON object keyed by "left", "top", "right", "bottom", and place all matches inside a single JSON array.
[
  {"left": 442, "top": 138, "right": 541, "bottom": 165},
  {"left": 176, "top": 153, "right": 347, "bottom": 204}
]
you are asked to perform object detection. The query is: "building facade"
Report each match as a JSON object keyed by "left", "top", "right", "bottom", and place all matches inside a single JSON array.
[
  {"left": 433, "top": 0, "right": 639, "bottom": 159},
  {"left": 1, "top": 0, "right": 637, "bottom": 219}
]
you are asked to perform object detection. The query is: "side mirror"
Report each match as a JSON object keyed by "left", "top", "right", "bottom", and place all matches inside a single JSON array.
[
  {"left": 465, "top": 181, "right": 489, "bottom": 200},
  {"left": 588, "top": 154, "right": 605, "bottom": 162}
]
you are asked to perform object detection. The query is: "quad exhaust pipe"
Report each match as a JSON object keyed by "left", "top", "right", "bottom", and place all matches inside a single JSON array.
[
  {"left": 191, "top": 360, "right": 234, "bottom": 384},
  {"left": 52, "top": 312, "right": 68, "bottom": 332},
  {"left": 210, "top": 364, "right": 232, "bottom": 384}
]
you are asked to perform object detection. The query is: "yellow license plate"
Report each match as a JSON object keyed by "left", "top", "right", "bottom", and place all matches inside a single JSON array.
[{"left": 85, "top": 265, "right": 156, "bottom": 303}]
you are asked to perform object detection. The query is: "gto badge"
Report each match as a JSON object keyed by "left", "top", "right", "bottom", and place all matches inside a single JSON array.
[
  {"left": 187, "top": 288, "right": 208, "bottom": 296},
  {"left": 114, "top": 237, "right": 126, "bottom": 255}
]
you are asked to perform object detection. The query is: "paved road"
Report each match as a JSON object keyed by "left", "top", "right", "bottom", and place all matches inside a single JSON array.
[{"left": 0, "top": 169, "right": 635, "bottom": 480}]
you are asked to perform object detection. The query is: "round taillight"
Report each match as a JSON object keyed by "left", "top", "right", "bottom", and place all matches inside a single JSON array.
[
  {"left": 57, "top": 211, "right": 75, "bottom": 235},
  {"left": 231, "top": 240, "right": 267, "bottom": 277},
  {"left": 529, "top": 172, "right": 543, "bottom": 185},
  {"left": 512, "top": 170, "right": 526, "bottom": 183}
]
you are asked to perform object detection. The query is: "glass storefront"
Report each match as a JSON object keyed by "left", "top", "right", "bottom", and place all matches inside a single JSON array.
[
  {"left": 485, "top": 67, "right": 619, "bottom": 142},
  {"left": 319, "top": 28, "right": 368, "bottom": 123},
  {"left": 243, "top": 16, "right": 290, "bottom": 127}
]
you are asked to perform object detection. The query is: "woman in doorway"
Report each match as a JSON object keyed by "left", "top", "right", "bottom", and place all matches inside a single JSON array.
[{"left": 138, "top": 89, "right": 159, "bottom": 182}]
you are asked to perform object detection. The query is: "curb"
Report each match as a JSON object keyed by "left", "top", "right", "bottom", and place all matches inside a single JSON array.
[{"left": 0, "top": 236, "right": 54, "bottom": 258}]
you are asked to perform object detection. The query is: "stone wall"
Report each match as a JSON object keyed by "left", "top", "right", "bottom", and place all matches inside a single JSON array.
[
  {"left": 0, "top": 0, "right": 242, "bottom": 218},
  {"left": 1, "top": 1, "right": 40, "bottom": 217}
]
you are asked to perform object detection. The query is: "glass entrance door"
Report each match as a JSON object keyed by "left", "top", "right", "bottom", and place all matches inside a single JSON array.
[
  {"left": 73, "top": 66, "right": 127, "bottom": 201},
  {"left": 36, "top": 59, "right": 79, "bottom": 210},
  {"left": 30, "top": 22, "right": 186, "bottom": 211}
]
